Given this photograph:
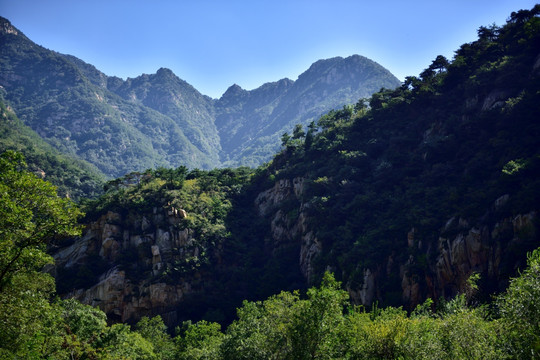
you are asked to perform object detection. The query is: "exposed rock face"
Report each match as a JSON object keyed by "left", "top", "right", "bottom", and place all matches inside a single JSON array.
[
  {"left": 54, "top": 207, "right": 202, "bottom": 325},
  {"left": 254, "top": 177, "right": 322, "bottom": 282},
  {"left": 254, "top": 177, "right": 539, "bottom": 309},
  {"left": 389, "top": 210, "right": 537, "bottom": 309},
  {"left": 67, "top": 268, "right": 190, "bottom": 325}
]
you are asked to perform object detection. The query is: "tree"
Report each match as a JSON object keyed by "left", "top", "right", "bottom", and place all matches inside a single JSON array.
[
  {"left": 477, "top": 24, "right": 499, "bottom": 42},
  {"left": 176, "top": 320, "right": 224, "bottom": 360},
  {"left": 430, "top": 55, "right": 449, "bottom": 73},
  {"left": 0, "top": 151, "right": 82, "bottom": 292},
  {"left": 288, "top": 272, "right": 349, "bottom": 359},
  {"left": 292, "top": 124, "right": 305, "bottom": 140},
  {"left": 281, "top": 132, "right": 292, "bottom": 148},
  {"left": 222, "top": 291, "right": 300, "bottom": 359},
  {"left": 304, "top": 121, "right": 317, "bottom": 150},
  {"left": 136, "top": 316, "right": 176, "bottom": 360},
  {"left": 498, "top": 248, "right": 540, "bottom": 358},
  {"left": 0, "top": 150, "right": 82, "bottom": 357}
]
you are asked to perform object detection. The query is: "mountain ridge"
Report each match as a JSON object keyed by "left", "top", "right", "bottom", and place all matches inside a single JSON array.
[{"left": 0, "top": 16, "right": 400, "bottom": 178}]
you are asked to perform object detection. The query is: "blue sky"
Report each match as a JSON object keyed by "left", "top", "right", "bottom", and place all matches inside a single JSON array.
[{"left": 1, "top": 0, "right": 537, "bottom": 98}]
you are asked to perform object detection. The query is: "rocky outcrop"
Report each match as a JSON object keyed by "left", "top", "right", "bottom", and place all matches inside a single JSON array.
[
  {"left": 398, "top": 210, "right": 538, "bottom": 308},
  {"left": 255, "top": 177, "right": 322, "bottom": 282},
  {"left": 67, "top": 267, "right": 190, "bottom": 325},
  {"left": 255, "top": 177, "right": 539, "bottom": 310},
  {"left": 54, "top": 206, "right": 204, "bottom": 325}
]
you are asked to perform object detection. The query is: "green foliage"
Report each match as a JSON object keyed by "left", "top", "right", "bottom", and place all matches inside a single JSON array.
[
  {"left": 0, "top": 151, "right": 81, "bottom": 358},
  {"left": 2, "top": 254, "right": 540, "bottom": 359},
  {"left": 498, "top": 248, "right": 540, "bottom": 358},
  {"left": 258, "top": 4, "right": 540, "bottom": 303},
  {"left": 221, "top": 274, "right": 348, "bottom": 360},
  {"left": 288, "top": 273, "right": 349, "bottom": 360},
  {"left": 62, "top": 298, "right": 107, "bottom": 342},
  {"left": 136, "top": 316, "right": 176, "bottom": 360},
  {"left": 0, "top": 150, "right": 82, "bottom": 291},
  {"left": 175, "top": 320, "right": 224, "bottom": 360},
  {"left": 180, "top": 261, "right": 540, "bottom": 359}
]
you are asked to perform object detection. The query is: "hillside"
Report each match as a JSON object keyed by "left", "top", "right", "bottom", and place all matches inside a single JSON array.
[
  {"left": 0, "top": 16, "right": 399, "bottom": 180},
  {"left": 51, "top": 5, "right": 540, "bottom": 329},
  {"left": 0, "top": 17, "right": 222, "bottom": 177},
  {"left": 0, "top": 95, "right": 104, "bottom": 199}
]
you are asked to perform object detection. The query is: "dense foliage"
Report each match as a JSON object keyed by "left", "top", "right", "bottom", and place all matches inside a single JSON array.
[
  {"left": 4, "top": 245, "right": 540, "bottom": 358},
  {"left": 0, "top": 151, "right": 82, "bottom": 357}
]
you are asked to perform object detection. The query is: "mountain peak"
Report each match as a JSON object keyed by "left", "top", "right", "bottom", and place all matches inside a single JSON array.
[
  {"left": 155, "top": 67, "right": 176, "bottom": 79},
  {"left": 221, "top": 84, "right": 247, "bottom": 99},
  {"left": 0, "top": 17, "right": 20, "bottom": 36}
]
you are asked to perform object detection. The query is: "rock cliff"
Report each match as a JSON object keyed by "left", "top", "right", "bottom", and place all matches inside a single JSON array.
[
  {"left": 54, "top": 206, "right": 207, "bottom": 325},
  {"left": 254, "top": 176, "right": 539, "bottom": 309}
]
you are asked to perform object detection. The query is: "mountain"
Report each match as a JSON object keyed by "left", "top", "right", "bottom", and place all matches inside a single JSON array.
[
  {"left": 215, "top": 55, "right": 400, "bottom": 166},
  {"left": 51, "top": 6, "right": 540, "bottom": 328},
  {"left": 0, "top": 94, "right": 104, "bottom": 199},
  {"left": 0, "top": 16, "right": 400, "bottom": 180},
  {"left": 0, "top": 17, "right": 220, "bottom": 178},
  {"left": 106, "top": 67, "right": 221, "bottom": 166}
]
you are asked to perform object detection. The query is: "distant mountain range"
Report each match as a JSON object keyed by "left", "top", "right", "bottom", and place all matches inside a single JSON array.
[{"left": 0, "top": 16, "right": 400, "bottom": 178}]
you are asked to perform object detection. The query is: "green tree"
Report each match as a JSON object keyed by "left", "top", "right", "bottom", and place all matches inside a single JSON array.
[
  {"left": 176, "top": 320, "right": 224, "bottom": 360},
  {"left": 222, "top": 291, "right": 300, "bottom": 360},
  {"left": 0, "top": 151, "right": 82, "bottom": 357},
  {"left": 62, "top": 298, "right": 107, "bottom": 342},
  {"left": 292, "top": 124, "right": 305, "bottom": 140},
  {"left": 281, "top": 132, "right": 292, "bottom": 148},
  {"left": 0, "top": 150, "right": 82, "bottom": 291},
  {"left": 304, "top": 121, "right": 317, "bottom": 150},
  {"left": 136, "top": 316, "right": 176, "bottom": 360},
  {"left": 97, "top": 323, "right": 157, "bottom": 360},
  {"left": 498, "top": 248, "right": 540, "bottom": 359},
  {"left": 288, "top": 272, "right": 349, "bottom": 360}
]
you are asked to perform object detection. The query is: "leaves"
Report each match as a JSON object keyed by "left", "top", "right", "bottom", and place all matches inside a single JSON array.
[{"left": 0, "top": 150, "right": 82, "bottom": 291}]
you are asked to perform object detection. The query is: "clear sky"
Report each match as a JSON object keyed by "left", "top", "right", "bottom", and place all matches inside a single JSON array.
[{"left": 1, "top": 0, "right": 537, "bottom": 98}]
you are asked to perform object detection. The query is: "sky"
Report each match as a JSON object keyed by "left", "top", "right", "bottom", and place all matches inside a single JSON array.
[{"left": 1, "top": 0, "right": 537, "bottom": 98}]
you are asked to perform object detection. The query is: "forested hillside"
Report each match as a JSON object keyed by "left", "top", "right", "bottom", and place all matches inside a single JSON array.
[
  {"left": 0, "top": 96, "right": 104, "bottom": 199},
  {"left": 257, "top": 4, "right": 540, "bottom": 306},
  {"left": 1, "top": 4, "right": 540, "bottom": 359},
  {"left": 0, "top": 17, "right": 217, "bottom": 176},
  {"left": 215, "top": 55, "right": 400, "bottom": 166}
]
